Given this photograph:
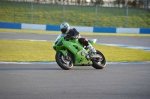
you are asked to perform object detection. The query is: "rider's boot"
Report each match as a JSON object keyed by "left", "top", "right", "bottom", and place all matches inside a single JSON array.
[{"left": 87, "top": 44, "right": 99, "bottom": 58}]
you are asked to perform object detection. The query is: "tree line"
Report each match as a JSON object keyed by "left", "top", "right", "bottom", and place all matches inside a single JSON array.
[{"left": 2, "top": 0, "right": 150, "bottom": 9}]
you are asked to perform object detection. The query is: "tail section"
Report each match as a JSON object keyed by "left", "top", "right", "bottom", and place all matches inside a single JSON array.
[{"left": 88, "top": 39, "right": 97, "bottom": 45}]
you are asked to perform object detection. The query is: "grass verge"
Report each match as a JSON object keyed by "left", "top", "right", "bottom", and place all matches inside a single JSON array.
[
  {"left": 0, "top": 40, "right": 150, "bottom": 62},
  {"left": 0, "top": 1, "right": 150, "bottom": 27}
]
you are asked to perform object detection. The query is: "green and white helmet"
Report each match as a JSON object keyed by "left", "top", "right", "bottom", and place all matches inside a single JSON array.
[{"left": 60, "top": 22, "right": 70, "bottom": 34}]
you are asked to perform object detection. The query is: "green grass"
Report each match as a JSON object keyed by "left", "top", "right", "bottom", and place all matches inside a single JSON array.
[
  {"left": 0, "top": 40, "right": 55, "bottom": 62},
  {"left": 0, "top": 1, "right": 150, "bottom": 28},
  {"left": 0, "top": 40, "right": 150, "bottom": 62}
]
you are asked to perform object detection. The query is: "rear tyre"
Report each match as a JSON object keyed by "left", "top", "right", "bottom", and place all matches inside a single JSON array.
[
  {"left": 55, "top": 52, "right": 73, "bottom": 70},
  {"left": 92, "top": 50, "right": 106, "bottom": 69}
]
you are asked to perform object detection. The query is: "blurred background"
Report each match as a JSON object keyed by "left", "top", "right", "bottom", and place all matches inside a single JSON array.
[{"left": 0, "top": 0, "right": 150, "bottom": 28}]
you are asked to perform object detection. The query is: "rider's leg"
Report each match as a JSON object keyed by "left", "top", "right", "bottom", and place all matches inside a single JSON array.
[
  {"left": 78, "top": 38, "right": 98, "bottom": 57},
  {"left": 78, "top": 38, "right": 88, "bottom": 46},
  {"left": 87, "top": 43, "right": 96, "bottom": 53},
  {"left": 78, "top": 38, "right": 96, "bottom": 52},
  {"left": 87, "top": 43, "right": 100, "bottom": 58}
]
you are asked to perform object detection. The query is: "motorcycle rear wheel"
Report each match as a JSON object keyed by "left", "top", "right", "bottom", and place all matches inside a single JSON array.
[
  {"left": 92, "top": 50, "right": 106, "bottom": 69},
  {"left": 55, "top": 52, "right": 73, "bottom": 70}
]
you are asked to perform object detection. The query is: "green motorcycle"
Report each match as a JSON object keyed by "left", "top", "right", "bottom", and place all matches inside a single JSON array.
[{"left": 53, "top": 34, "right": 106, "bottom": 70}]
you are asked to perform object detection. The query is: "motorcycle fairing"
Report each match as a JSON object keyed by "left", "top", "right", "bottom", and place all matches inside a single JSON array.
[{"left": 63, "top": 39, "right": 92, "bottom": 66}]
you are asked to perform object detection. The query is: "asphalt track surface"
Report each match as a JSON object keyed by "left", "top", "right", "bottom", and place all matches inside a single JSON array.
[
  {"left": 0, "top": 33, "right": 150, "bottom": 47},
  {"left": 0, "top": 33, "right": 150, "bottom": 99}
]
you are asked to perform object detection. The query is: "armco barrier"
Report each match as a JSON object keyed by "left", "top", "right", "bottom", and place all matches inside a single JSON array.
[
  {"left": 93, "top": 27, "right": 116, "bottom": 33},
  {"left": 0, "top": 22, "right": 21, "bottom": 29},
  {"left": 46, "top": 25, "right": 60, "bottom": 31},
  {"left": 70, "top": 26, "right": 93, "bottom": 32},
  {"left": 116, "top": 28, "right": 139, "bottom": 34},
  {"left": 22, "top": 23, "right": 46, "bottom": 30},
  {"left": 140, "top": 28, "right": 150, "bottom": 34},
  {"left": 0, "top": 22, "right": 150, "bottom": 34}
]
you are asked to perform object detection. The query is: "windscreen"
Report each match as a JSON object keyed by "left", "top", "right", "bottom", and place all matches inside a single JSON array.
[{"left": 55, "top": 34, "right": 66, "bottom": 42}]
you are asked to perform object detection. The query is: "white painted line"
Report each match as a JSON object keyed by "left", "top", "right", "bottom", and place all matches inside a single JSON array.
[
  {"left": 99, "top": 43, "right": 150, "bottom": 52},
  {"left": 0, "top": 62, "right": 150, "bottom": 65},
  {"left": 0, "top": 62, "right": 56, "bottom": 64}
]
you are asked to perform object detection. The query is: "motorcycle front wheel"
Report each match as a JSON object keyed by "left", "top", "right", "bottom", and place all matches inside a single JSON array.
[
  {"left": 55, "top": 52, "right": 73, "bottom": 70},
  {"left": 92, "top": 50, "right": 106, "bottom": 69}
]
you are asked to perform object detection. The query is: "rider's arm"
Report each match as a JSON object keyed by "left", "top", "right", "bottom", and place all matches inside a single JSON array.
[
  {"left": 65, "top": 28, "right": 80, "bottom": 40},
  {"left": 72, "top": 28, "right": 80, "bottom": 39}
]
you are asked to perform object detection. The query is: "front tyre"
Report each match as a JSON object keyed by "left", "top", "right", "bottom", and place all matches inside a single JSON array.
[
  {"left": 92, "top": 50, "right": 106, "bottom": 69},
  {"left": 55, "top": 52, "right": 73, "bottom": 70}
]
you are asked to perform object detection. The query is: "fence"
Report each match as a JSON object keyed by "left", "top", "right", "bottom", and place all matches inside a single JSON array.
[{"left": 0, "top": 0, "right": 150, "bottom": 28}]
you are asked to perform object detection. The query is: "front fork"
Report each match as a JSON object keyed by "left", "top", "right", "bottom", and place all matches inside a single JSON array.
[{"left": 58, "top": 50, "right": 71, "bottom": 61}]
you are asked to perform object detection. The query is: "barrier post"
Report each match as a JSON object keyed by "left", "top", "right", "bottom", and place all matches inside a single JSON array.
[
  {"left": 126, "top": 5, "right": 128, "bottom": 28},
  {"left": 31, "top": 0, "right": 34, "bottom": 24}
]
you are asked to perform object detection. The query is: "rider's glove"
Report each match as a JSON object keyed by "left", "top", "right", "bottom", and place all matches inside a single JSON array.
[{"left": 64, "top": 36, "right": 70, "bottom": 41}]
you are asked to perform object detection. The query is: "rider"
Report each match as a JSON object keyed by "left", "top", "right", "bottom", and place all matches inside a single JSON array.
[{"left": 60, "top": 22, "right": 97, "bottom": 57}]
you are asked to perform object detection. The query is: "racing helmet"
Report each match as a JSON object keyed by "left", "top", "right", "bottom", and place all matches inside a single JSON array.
[{"left": 60, "top": 22, "right": 70, "bottom": 34}]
